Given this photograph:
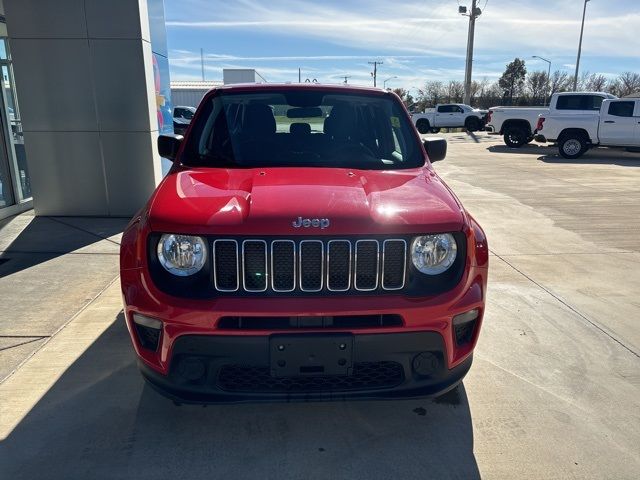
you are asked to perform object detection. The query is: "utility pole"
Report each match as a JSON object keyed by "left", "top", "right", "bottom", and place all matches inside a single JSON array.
[
  {"left": 200, "top": 48, "right": 205, "bottom": 81},
  {"left": 573, "top": 0, "right": 590, "bottom": 91},
  {"left": 368, "top": 61, "right": 383, "bottom": 87},
  {"left": 299, "top": 68, "right": 301, "bottom": 83},
  {"left": 461, "top": 1, "right": 482, "bottom": 105}
]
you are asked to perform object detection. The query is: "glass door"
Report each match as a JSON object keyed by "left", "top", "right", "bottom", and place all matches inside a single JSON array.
[{"left": 0, "top": 31, "right": 31, "bottom": 218}]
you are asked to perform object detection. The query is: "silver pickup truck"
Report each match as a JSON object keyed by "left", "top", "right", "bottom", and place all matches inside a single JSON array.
[{"left": 485, "top": 92, "right": 616, "bottom": 148}]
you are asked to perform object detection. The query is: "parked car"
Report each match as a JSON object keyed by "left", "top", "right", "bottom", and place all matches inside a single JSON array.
[
  {"left": 120, "top": 83, "right": 489, "bottom": 403},
  {"left": 173, "top": 105, "right": 196, "bottom": 135},
  {"left": 412, "top": 104, "right": 487, "bottom": 134},
  {"left": 486, "top": 92, "right": 616, "bottom": 148},
  {"left": 535, "top": 96, "right": 640, "bottom": 159}
]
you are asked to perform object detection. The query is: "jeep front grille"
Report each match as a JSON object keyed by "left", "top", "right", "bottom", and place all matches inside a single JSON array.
[{"left": 211, "top": 238, "right": 407, "bottom": 294}]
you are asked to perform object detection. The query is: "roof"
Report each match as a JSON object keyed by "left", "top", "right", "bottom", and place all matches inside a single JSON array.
[
  {"left": 170, "top": 81, "right": 223, "bottom": 90},
  {"left": 210, "top": 82, "right": 388, "bottom": 95}
]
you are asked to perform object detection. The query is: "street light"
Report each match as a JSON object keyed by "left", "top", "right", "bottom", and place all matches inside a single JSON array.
[
  {"left": 383, "top": 76, "right": 398, "bottom": 89},
  {"left": 574, "top": 0, "right": 590, "bottom": 91},
  {"left": 532, "top": 55, "right": 552, "bottom": 106}
]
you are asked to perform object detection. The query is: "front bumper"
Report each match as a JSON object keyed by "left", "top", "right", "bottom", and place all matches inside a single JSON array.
[{"left": 138, "top": 332, "right": 473, "bottom": 403}]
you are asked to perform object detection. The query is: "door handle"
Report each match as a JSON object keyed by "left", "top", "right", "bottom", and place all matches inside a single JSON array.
[{"left": 604, "top": 120, "right": 615, "bottom": 123}]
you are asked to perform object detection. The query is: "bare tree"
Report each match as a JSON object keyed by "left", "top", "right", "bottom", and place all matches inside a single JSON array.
[
  {"left": 549, "top": 70, "right": 571, "bottom": 94},
  {"left": 418, "top": 81, "right": 444, "bottom": 109},
  {"left": 585, "top": 73, "right": 608, "bottom": 92},
  {"left": 446, "top": 80, "right": 464, "bottom": 103},
  {"left": 392, "top": 87, "right": 414, "bottom": 108},
  {"left": 526, "top": 71, "right": 548, "bottom": 105},
  {"left": 610, "top": 72, "right": 640, "bottom": 97}
]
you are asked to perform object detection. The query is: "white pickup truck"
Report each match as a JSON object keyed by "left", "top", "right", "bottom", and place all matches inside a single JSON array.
[
  {"left": 534, "top": 96, "right": 640, "bottom": 159},
  {"left": 412, "top": 104, "right": 486, "bottom": 134},
  {"left": 486, "top": 92, "right": 616, "bottom": 148}
]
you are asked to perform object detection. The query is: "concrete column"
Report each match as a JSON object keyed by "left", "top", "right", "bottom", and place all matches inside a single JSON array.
[{"left": 4, "top": 0, "right": 168, "bottom": 216}]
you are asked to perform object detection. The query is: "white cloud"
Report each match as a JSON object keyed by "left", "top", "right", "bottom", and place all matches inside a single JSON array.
[{"left": 167, "top": 0, "right": 640, "bottom": 58}]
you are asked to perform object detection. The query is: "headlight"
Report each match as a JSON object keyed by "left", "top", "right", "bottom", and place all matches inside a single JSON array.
[
  {"left": 411, "top": 234, "right": 457, "bottom": 275},
  {"left": 157, "top": 234, "right": 207, "bottom": 276}
]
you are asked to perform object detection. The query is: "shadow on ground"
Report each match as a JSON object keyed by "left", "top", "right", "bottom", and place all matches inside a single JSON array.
[
  {"left": 487, "top": 144, "right": 554, "bottom": 155},
  {"left": 0, "top": 216, "right": 128, "bottom": 278},
  {"left": 487, "top": 144, "right": 640, "bottom": 166},
  {"left": 537, "top": 153, "right": 640, "bottom": 167},
  {"left": 0, "top": 313, "right": 480, "bottom": 480}
]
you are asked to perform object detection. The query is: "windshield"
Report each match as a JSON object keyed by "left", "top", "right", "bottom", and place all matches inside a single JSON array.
[{"left": 181, "top": 89, "right": 423, "bottom": 170}]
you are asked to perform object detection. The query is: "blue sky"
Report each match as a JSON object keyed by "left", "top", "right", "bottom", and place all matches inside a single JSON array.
[{"left": 165, "top": 0, "right": 640, "bottom": 91}]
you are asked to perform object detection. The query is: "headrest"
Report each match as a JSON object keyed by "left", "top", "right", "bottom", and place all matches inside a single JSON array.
[
  {"left": 290, "top": 122, "right": 311, "bottom": 135},
  {"left": 324, "top": 104, "right": 358, "bottom": 139},
  {"left": 242, "top": 104, "right": 276, "bottom": 136}
]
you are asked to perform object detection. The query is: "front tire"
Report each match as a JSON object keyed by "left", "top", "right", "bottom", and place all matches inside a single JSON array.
[
  {"left": 503, "top": 126, "right": 527, "bottom": 148},
  {"left": 559, "top": 133, "right": 588, "bottom": 159},
  {"left": 416, "top": 119, "right": 431, "bottom": 135}
]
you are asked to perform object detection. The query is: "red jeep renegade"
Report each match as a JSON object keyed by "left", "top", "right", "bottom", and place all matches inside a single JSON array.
[{"left": 120, "top": 83, "right": 488, "bottom": 403}]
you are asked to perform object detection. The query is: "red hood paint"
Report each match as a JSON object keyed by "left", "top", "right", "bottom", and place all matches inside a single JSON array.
[{"left": 148, "top": 166, "right": 464, "bottom": 235}]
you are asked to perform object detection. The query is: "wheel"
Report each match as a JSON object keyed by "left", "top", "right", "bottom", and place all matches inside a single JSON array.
[
  {"left": 465, "top": 117, "right": 481, "bottom": 132},
  {"left": 503, "top": 126, "right": 527, "bottom": 148},
  {"left": 430, "top": 127, "right": 441, "bottom": 134},
  {"left": 416, "top": 119, "right": 431, "bottom": 134},
  {"left": 558, "top": 133, "right": 588, "bottom": 159}
]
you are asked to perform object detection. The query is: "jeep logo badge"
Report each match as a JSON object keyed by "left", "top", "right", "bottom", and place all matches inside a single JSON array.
[{"left": 292, "top": 217, "right": 330, "bottom": 229}]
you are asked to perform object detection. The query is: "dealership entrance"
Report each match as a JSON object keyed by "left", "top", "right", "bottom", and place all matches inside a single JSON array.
[{"left": 0, "top": 15, "right": 31, "bottom": 220}]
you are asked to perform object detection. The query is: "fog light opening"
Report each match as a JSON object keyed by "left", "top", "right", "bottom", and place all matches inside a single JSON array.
[
  {"left": 132, "top": 313, "right": 162, "bottom": 351},
  {"left": 177, "top": 357, "right": 207, "bottom": 382},
  {"left": 412, "top": 352, "right": 440, "bottom": 377},
  {"left": 453, "top": 309, "right": 479, "bottom": 347}
]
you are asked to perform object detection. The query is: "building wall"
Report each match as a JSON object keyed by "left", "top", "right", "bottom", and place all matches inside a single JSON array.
[
  {"left": 171, "top": 89, "right": 209, "bottom": 108},
  {"left": 4, "top": 0, "right": 169, "bottom": 216}
]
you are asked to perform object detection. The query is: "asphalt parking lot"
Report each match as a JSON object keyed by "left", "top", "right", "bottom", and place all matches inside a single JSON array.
[{"left": 1, "top": 133, "right": 639, "bottom": 479}]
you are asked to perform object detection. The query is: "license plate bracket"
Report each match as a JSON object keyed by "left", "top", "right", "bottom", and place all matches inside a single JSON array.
[{"left": 270, "top": 334, "right": 353, "bottom": 377}]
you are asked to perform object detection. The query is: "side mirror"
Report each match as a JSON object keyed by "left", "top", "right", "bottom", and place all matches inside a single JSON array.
[
  {"left": 423, "top": 137, "right": 447, "bottom": 162},
  {"left": 158, "top": 134, "right": 183, "bottom": 162}
]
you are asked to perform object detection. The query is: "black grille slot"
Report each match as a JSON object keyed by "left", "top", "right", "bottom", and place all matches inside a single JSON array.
[
  {"left": 327, "top": 240, "right": 351, "bottom": 291},
  {"left": 217, "top": 361, "right": 404, "bottom": 393},
  {"left": 299, "top": 241, "right": 323, "bottom": 291},
  {"left": 382, "top": 240, "right": 406, "bottom": 290},
  {"left": 355, "top": 240, "right": 379, "bottom": 290},
  {"left": 217, "top": 314, "right": 403, "bottom": 330},
  {"left": 213, "top": 240, "right": 239, "bottom": 291},
  {"left": 242, "top": 240, "right": 267, "bottom": 291},
  {"left": 271, "top": 241, "right": 295, "bottom": 291}
]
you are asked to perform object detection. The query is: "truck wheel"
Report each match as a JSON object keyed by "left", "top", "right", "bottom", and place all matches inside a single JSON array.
[
  {"left": 430, "top": 127, "right": 441, "bottom": 134},
  {"left": 558, "top": 133, "right": 588, "bottom": 159},
  {"left": 465, "top": 117, "right": 481, "bottom": 132},
  {"left": 416, "top": 119, "right": 431, "bottom": 134},
  {"left": 503, "top": 126, "right": 527, "bottom": 148}
]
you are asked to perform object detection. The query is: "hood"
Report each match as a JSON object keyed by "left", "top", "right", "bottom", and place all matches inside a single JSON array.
[{"left": 148, "top": 167, "right": 464, "bottom": 235}]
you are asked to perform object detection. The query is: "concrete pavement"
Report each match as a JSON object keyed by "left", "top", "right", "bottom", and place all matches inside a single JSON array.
[{"left": 0, "top": 134, "right": 639, "bottom": 479}]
